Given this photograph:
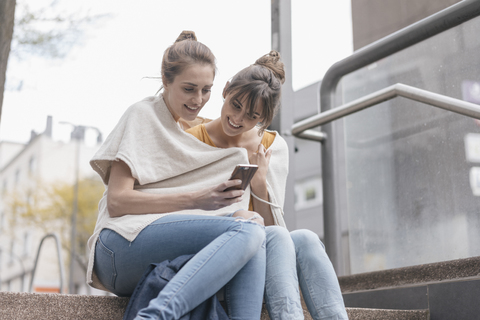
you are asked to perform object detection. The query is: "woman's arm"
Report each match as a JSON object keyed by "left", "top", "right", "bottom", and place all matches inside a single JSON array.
[
  {"left": 107, "top": 160, "right": 245, "bottom": 217},
  {"left": 249, "top": 144, "right": 275, "bottom": 226}
]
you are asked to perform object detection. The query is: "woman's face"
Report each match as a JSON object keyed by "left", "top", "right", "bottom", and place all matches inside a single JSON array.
[
  {"left": 163, "top": 64, "right": 214, "bottom": 122},
  {"left": 220, "top": 87, "right": 264, "bottom": 137}
]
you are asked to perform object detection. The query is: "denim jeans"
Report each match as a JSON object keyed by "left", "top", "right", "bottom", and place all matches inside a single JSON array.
[
  {"left": 94, "top": 214, "right": 266, "bottom": 320},
  {"left": 264, "top": 226, "right": 348, "bottom": 320}
]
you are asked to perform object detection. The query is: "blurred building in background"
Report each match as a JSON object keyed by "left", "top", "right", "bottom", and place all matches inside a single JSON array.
[{"left": 0, "top": 116, "right": 103, "bottom": 294}]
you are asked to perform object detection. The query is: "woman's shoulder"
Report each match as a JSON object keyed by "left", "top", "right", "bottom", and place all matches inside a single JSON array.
[
  {"left": 181, "top": 116, "right": 212, "bottom": 131},
  {"left": 263, "top": 129, "right": 287, "bottom": 149},
  {"left": 261, "top": 131, "right": 276, "bottom": 149},
  {"left": 185, "top": 123, "right": 217, "bottom": 147},
  {"left": 122, "top": 96, "right": 161, "bottom": 119},
  {"left": 185, "top": 123, "right": 205, "bottom": 135}
]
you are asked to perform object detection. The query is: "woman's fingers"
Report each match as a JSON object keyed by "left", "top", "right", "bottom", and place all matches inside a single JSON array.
[
  {"left": 257, "top": 144, "right": 265, "bottom": 154},
  {"left": 223, "top": 189, "right": 244, "bottom": 199},
  {"left": 250, "top": 144, "right": 269, "bottom": 164},
  {"left": 217, "top": 180, "right": 244, "bottom": 199},
  {"left": 265, "top": 149, "right": 272, "bottom": 163},
  {"left": 224, "top": 195, "right": 244, "bottom": 205},
  {"left": 220, "top": 179, "right": 242, "bottom": 191},
  {"left": 194, "top": 180, "right": 246, "bottom": 211}
]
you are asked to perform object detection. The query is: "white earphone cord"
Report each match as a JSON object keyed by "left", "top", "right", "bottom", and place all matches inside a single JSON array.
[{"left": 250, "top": 190, "right": 285, "bottom": 219}]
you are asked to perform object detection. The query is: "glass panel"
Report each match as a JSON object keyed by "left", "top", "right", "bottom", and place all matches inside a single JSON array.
[{"left": 339, "top": 16, "right": 480, "bottom": 274}]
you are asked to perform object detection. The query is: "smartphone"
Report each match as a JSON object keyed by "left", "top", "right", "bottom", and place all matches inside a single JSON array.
[{"left": 224, "top": 164, "right": 259, "bottom": 191}]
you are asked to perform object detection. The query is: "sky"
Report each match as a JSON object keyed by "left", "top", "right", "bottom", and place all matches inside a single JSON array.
[{"left": 1, "top": 0, "right": 353, "bottom": 145}]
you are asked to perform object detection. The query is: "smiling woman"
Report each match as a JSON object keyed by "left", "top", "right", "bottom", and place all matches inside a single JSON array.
[
  {"left": 186, "top": 51, "right": 349, "bottom": 320},
  {"left": 161, "top": 31, "right": 215, "bottom": 121},
  {"left": 87, "top": 30, "right": 267, "bottom": 320},
  {"left": 163, "top": 64, "right": 214, "bottom": 122},
  {"left": 187, "top": 50, "right": 287, "bottom": 224},
  {"left": 221, "top": 93, "right": 264, "bottom": 136},
  {"left": 222, "top": 51, "right": 285, "bottom": 136}
]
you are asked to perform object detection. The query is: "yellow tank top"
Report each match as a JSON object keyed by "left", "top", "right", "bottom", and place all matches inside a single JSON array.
[{"left": 186, "top": 124, "right": 276, "bottom": 211}]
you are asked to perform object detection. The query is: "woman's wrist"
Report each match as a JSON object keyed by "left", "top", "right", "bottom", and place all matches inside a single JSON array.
[
  {"left": 183, "top": 191, "right": 197, "bottom": 210},
  {"left": 250, "top": 179, "right": 267, "bottom": 195}
]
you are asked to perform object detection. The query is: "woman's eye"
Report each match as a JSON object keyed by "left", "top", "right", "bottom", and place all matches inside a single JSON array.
[
  {"left": 184, "top": 88, "right": 194, "bottom": 92},
  {"left": 202, "top": 89, "right": 211, "bottom": 93},
  {"left": 233, "top": 103, "right": 241, "bottom": 109}
]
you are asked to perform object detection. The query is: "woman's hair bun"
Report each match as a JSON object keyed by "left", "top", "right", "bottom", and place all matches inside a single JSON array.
[
  {"left": 175, "top": 30, "right": 197, "bottom": 43},
  {"left": 255, "top": 50, "right": 285, "bottom": 84}
]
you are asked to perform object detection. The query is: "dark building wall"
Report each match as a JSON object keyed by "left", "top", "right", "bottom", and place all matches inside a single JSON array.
[
  {"left": 351, "top": 0, "right": 461, "bottom": 50},
  {"left": 292, "top": 82, "right": 324, "bottom": 237}
]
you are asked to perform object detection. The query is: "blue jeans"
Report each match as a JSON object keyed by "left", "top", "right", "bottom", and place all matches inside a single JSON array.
[
  {"left": 94, "top": 214, "right": 266, "bottom": 320},
  {"left": 264, "top": 226, "right": 348, "bottom": 320}
]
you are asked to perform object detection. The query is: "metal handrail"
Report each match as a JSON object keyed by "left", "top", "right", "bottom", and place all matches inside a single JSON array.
[
  {"left": 291, "top": 0, "right": 480, "bottom": 275},
  {"left": 292, "top": 83, "right": 480, "bottom": 142},
  {"left": 29, "top": 233, "right": 65, "bottom": 293},
  {"left": 319, "top": 0, "right": 480, "bottom": 110}
]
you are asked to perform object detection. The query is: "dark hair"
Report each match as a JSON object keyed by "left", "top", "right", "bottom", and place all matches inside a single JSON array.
[
  {"left": 224, "top": 51, "right": 285, "bottom": 135},
  {"left": 161, "top": 31, "right": 216, "bottom": 87}
]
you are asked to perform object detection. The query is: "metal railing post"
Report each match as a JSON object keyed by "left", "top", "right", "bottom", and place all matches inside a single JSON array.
[{"left": 29, "top": 233, "right": 65, "bottom": 293}]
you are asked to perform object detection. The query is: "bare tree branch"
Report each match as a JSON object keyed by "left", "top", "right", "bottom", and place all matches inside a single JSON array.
[
  {"left": 0, "top": 0, "right": 17, "bottom": 126},
  {"left": 11, "top": 1, "right": 109, "bottom": 59}
]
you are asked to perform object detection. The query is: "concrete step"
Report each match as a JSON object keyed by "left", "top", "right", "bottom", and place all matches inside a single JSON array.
[
  {"left": 338, "top": 257, "right": 480, "bottom": 320},
  {"left": 346, "top": 308, "right": 429, "bottom": 320},
  {"left": 0, "top": 291, "right": 429, "bottom": 319},
  {"left": 339, "top": 256, "right": 480, "bottom": 293},
  {"left": 0, "top": 292, "right": 129, "bottom": 320}
]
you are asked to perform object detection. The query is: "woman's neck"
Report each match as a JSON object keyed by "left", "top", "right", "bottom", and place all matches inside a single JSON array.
[{"left": 162, "top": 91, "right": 180, "bottom": 122}]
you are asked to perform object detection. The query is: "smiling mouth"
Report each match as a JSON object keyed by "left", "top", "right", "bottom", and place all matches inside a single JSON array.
[
  {"left": 228, "top": 117, "right": 241, "bottom": 128},
  {"left": 185, "top": 104, "right": 200, "bottom": 111}
]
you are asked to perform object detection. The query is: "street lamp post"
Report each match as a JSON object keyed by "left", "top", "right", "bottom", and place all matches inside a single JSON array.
[{"left": 60, "top": 122, "right": 102, "bottom": 294}]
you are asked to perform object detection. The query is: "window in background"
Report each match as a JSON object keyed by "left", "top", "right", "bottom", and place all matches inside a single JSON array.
[{"left": 294, "top": 176, "right": 322, "bottom": 211}]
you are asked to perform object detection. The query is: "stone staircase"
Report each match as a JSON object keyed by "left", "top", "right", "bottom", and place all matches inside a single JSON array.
[
  {"left": 339, "top": 256, "right": 480, "bottom": 320},
  {"left": 6, "top": 256, "right": 476, "bottom": 319},
  {"left": 6, "top": 259, "right": 480, "bottom": 319},
  {"left": 0, "top": 291, "right": 429, "bottom": 320},
  {"left": 23, "top": 257, "right": 480, "bottom": 320}
]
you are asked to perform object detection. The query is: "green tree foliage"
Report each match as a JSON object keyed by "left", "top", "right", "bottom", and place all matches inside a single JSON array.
[{"left": 6, "top": 177, "right": 104, "bottom": 270}]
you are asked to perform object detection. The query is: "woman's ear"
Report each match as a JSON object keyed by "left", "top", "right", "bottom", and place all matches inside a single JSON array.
[{"left": 222, "top": 81, "right": 230, "bottom": 99}]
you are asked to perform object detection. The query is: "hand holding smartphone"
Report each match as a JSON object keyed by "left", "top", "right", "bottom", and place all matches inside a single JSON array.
[{"left": 224, "top": 164, "right": 258, "bottom": 192}]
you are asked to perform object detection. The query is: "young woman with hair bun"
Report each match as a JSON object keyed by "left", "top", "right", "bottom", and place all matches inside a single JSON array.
[
  {"left": 187, "top": 51, "right": 349, "bottom": 320},
  {"left": 87, "top": 31, "right": 266, "bottom": 320}
]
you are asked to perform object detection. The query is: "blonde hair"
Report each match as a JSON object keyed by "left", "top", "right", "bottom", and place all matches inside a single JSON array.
[
  {"left": 161, "top": 31, "right": 216, "bottom": 87},
  {"left": 224, "top": 51, "right": 285, "bottom": 135}
]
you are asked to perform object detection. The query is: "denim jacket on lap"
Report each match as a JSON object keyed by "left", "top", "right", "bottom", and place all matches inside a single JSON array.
[{"left": 123, "top": 254, "right": 229, "bottom": 320}]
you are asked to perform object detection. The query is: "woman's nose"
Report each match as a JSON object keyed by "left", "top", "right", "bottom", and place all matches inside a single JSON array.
[
  {"left": 192, "top": 91, "right": 202, "bottom": 104},
  {"left": 233, "top": 112, "right": 245, "bottom": 123}
]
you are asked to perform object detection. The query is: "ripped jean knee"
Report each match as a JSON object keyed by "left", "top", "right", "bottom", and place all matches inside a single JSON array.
[{"left": 229, "top": 209, "right": 265, "bottom": 223}]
